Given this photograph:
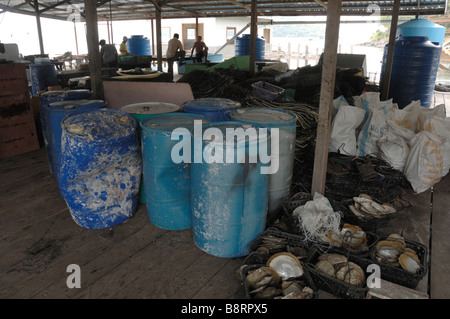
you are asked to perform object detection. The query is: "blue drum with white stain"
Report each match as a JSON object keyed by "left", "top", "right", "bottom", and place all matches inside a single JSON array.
[
  {"left": 48, "top": 100, "right": 107, "bottom": 182},
  {"left": 58, "top": 109, "right": 141, "bottom": 230},
  {"left": 30, "top": 63, "right": 58, "bottom": 96},
  {"left": 140, "top": 113, "right": 208, "bottom": 230},
  {"left": 191, "top": 121, "right": 270, "bottom": 258},
  {"left": 121, "top": 102, "right": 181, "bottom": 203},
  {"left": 39, "top": 90, "right": 92, "bottom": 176},
  {"left": 230, "top": 107, "right": 297, "bottom": 216},
  {"left": 182, "top": 98, "right": 241, "bottom": 122}
]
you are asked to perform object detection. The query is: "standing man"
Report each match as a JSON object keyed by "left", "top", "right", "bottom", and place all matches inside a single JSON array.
[
  {"left": 120, "top": 36, "right": 130, "bottom": 56},
  {"left": 166, "top": 33, "right": 186, "bottom": 78},
  {"left": 99, "top": 39, "right": 118, "bottom": 67},
  {"left": 191, "top": 35, "right": 209, "bottom": 64}
]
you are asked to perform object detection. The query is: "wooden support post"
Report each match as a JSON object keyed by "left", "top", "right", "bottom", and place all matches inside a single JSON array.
[
  {"left": 311, "top": 0, "right": 342, "bottom": 196},
  {"left": 84, "top": 0, "right": 104, "bottom": 100},
  {"left": 151, "top": 19, "right": 155, "bottom": 59},
  {"left": 249, "top": 0, "right": 257, "bottom": 76},
  {"left": 381, "top": 0, "right": 401, "bottom": 101},
  {"left": 33, "top": 0, "right": 44, "bottom": 55},
  {"left": 155, "top": 7, "right": 163, "bottom": 72}
]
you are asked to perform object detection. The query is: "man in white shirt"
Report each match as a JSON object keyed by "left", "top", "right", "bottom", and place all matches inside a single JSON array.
[{"left": 166, "top": 33, "right": 186, "bottom": 78}]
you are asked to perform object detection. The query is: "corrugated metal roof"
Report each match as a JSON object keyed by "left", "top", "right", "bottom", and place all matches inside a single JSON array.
[{"left": 0, "top": 0, "right": 447, "bottom": 21}]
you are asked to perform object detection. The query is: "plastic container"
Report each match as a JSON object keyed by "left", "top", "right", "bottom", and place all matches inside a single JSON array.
[
  {"left": 230, "top": 107, "right": 297, "bottom": 216},
  {"left": 252, "top": 81, "right": 285, "bottom": 102},
  {"left": 191, "top": 121, "right": 270, "bottom": 258},
  {"left": 235, "top": 34, "right": 266, "bottom": 61},
  {"left": 121, "top": 102, "right": 181, "bottom": 203},
  {"left": 48, "top": 100, "right": 107, "bottom": 182},
  {"left": 39, "top": 89, "right": 93, "bottom": 176},
  {"left": 127, "top": 35, "right": 151, "bottom": 56},
  {"left": 182, "top": 98, "right": 241, "bottom": 122},
  {"left": 140, "top": 113, "right": 208, "bottom": 230},
  {"left": 58, "top": 109, "right": 141, "bottom": 229},
  {"left": 380, "top": 36, "right": 441, "bottom": 108},
  {"left": 30, "top": 64, "right": 58, "bottom": 96}
]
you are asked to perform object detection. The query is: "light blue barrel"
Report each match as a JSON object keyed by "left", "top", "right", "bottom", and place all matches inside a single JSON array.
[
  {"left": 30, "top": 63, "right": 58, "bottom": 96},
  {"left": 230, "top": 107, "right": 297, "bottom": 217},
  {"left": 48, "top": 100, "right": 107, "bottom": 182},
  {"left": 121, "top": 102, "right": 181, "bottom": 204},
  {"left": 39, "top": 89, "right": 92, "bottom": 176},
  {"left": 58, "top": 109, "right": 141, "bottom": 230},
  {"left": 140, "top": 113, "right": 208, "bottom": 230},
  {"left": 182, "top": 98, "right": 241, "bottom": 122},
  {"left": 397, "top": 18, "right": 446, "bottom": 47},
  {"left": 191, "top": 121, "right": 270, "bottom": 258},
  {"left": 127, "top": 35, "right": 151, "bottom": 55}
]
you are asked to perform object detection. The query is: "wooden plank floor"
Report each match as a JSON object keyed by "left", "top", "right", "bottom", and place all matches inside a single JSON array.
[{"left": 1, "top": 147, "right": 449, "bottom": 299}]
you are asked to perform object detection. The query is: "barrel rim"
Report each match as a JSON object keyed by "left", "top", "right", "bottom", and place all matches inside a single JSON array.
[
  {"left": 61, "top": 108, "right": 138, "bottom": 145},
  {"left": 140, "top": 112, "right": 209, "bottom": 133},
  {"left": 49, "top": 100, "right": 107, "bottom": 111},
  {"left": 121, "top": 101, "right": 181, "bottom": 115},
  {"left": 229, "top": 107, "right": 298, "bottom": 127},
  {"left": 182, "top": 98, "right": 241, "bottom": 112}
]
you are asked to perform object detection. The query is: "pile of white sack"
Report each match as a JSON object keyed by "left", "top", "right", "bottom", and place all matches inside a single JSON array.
[{"left": 329, "top": 92, "right": 449, "bottom": 194}]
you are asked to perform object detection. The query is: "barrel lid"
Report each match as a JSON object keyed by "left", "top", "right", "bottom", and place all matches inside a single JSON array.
[
  {"left": 50, "top": 100, "right": 107, "bottom": 110},
  {"left": 230, "top": 107, "right": 297, "bottom": 127},
  {"left": 182, "top": 98, "right": 241, "bottom": 111},
  {"left": 40, "top": 89, "right": 91, "bottom": 98},
  {"left": 121, "top": 102, "right": 180, "bottom": 115},
  {"left": 141, "top": 113, "right": 208, "bottom": 133},
  {"left": 62, "top": 109, "right": 136, "bottom": 143}
]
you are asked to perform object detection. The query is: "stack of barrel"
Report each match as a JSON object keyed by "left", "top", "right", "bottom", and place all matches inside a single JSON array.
[{"left": 132, "top": 97, "right": 297, "bottom": 258}]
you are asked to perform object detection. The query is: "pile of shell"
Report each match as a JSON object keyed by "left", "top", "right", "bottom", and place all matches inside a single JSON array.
[
  {"left": 320, "top": 224, "right": 368, "bottom": 252},
  {"left": 314, "top": 253, "right": 366, "bottom": 288},
  {"left": 238, "top": 252, "right": 314, "bottom": 299},
  {"left": 375, "top": 234, "right": 421, "bottom": 274},
  {"left": 348, "top": 194, "right": 397, "bottom": 219}
]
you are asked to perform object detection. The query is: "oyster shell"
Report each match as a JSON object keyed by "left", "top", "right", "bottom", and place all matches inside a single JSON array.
[
  {"left": 245, "top": 266, "right": 280, "bottom": 290},
  {"left": 253, "top": 286, "right": 281, "bottom": 299},
  {"left": 315, "top": 260, "right": 336, "bottom": 278},
  {"left": 335, "top": 262, "right": 365, "bottom": 287},
  {"left": 266, "top": 252, "right": 304, "bottom": 280},
  {"left": 399, "top": 252, "right": 421, "bottom": 274},
  {"left": 376, "top": 240, "right": 403, "bottom": 259}
]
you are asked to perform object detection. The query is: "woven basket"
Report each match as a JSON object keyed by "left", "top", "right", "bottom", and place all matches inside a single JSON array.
[
  {"left": 305, "top": 249, "right": 369, "bottom": 299},
  {"left": 370, "top": 237, "right": 428, "bottom": 289},
  {"left": 242, "top": 263, "right": 318, "bottom": 299},
  {"left": 340, "top": 198, "right": 396, "bottom": 231}
]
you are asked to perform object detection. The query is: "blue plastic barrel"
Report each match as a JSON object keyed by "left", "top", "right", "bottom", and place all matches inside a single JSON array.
[
  {"left": 39, "top": 90, "right": 92, "bottom": 176},
  {"left": 58, "top": 109, "right": 141, "bottom": 230},
  {"left": 230, "top": 107, "right": 297, "bottom": 216},
  {"left": 140, "top": 113, "right": 208, "bottom": 230},
  {"left": 235, "top": 34, "right": 266, "bottom": 61},
  {"left": 30, "top": 63, "right": 58, "bottom": 96},
  {"left": 48, "top": 100, "right": 107, "bottom": 182},
  {"left": 127, "top": 35, "right": 151, "bottom": 56},
  {"left": 121, "top": 102, "right": 181, "bottom": 203},
  {"left": 182, "top": 98, "right": 241, "bottom": 122},
  {"left": 380, "top": 36, "right": 441, "bottom": 108},
  {"left": 191, "top": 121, "right": 270, "bottom": 257}
]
